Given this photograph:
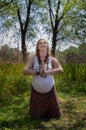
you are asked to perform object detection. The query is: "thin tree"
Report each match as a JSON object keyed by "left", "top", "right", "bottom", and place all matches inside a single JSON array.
[
  {"left": 15, "top": 0, "right": 33, "bottom": 62},
  {"left": 47, "top": 0, "right": 77, "bottom": 56},
  {"left": 0, "top": 0, "right": 33, "bottom": 63}
]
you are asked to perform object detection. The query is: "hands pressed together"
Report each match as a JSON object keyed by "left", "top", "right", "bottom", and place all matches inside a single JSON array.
[{"left": 39, "top": 61, "right": 47, "bottom": 77}]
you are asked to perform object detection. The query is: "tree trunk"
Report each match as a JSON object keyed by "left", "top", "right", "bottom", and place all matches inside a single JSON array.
[
  {"left": 47, "top": 0, "right": 61, "bottom": 57},
  {"left": 51, "top": 37, "right": 56, "bottom": 56},
  {"left": 17, "top": 0, "right": 33, "bottom": 63},
  {"left": 51, "top": 27, "right": 58, "bottom": 57},
  {"left": 21, "top": 33, "right": 27, "bottom": 63}
]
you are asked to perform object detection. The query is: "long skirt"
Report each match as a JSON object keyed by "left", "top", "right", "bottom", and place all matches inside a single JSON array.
[{"left": 29, "top": 85, "right": 61, "bottom": 119}]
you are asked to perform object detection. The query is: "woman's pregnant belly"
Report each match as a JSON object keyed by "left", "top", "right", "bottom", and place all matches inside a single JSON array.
[{"left": 32, "top": 75, "right": 54, "bottom": 93}]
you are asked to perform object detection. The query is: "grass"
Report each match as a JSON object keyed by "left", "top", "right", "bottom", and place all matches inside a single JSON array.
[
  {"left": 0, "top": 93, "right": 86, "bottom": 130},
  {"left": 0, "top": 63, "right": 86, "bottom": 130}
]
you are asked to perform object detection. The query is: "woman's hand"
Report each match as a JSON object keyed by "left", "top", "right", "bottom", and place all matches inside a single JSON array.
[{"left": 39, "top": 62, "right": 47, "bottom": 77}]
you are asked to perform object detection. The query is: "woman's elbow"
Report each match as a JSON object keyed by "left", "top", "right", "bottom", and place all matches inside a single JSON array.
[
  {"left": 61, "top": 68, "right": 64, "bottom": 73},
  {"left": 58, "top": 68, "right": 63, "bottom": 74},
  {"left": 23, "top": 69, "right": 27, "bottom": 75}
]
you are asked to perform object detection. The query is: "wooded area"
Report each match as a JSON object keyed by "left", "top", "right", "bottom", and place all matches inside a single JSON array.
[
  {"left": 0, "top": 0, "right": 86, "bottom": 62},
  {"left": 0, "top": 43, "right": 86, "bottom": 64},
  {"left": 0, "top": 1, "right": 86, "bottom": 130}
]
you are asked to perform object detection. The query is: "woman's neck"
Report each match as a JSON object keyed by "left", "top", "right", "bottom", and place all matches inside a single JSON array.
[{"left": 39, "top": 51, "right": 47, "bottom": 58}]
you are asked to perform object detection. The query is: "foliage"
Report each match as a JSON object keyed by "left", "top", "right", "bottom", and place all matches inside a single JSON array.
[
  {"left": 0, "top": 42, "right": 86, "bottom": 64},
  {"left": 78, "top": 43, "right": 86, "bottom": 63},
  {"left": 55, "top": 64, "right": 86, "bottom": 94},
  {"left": 65, "top": 46, "right": 79, "bottom": 63},
  {"left": 0, "top": 62, "right": 86, "bottom": 101},
  {"left": 0, "top": 0, "right": 86, "bottom": 59},
  {"left": 0, "top": 63, "right": 31, "bottom": 100},
  {"left": 0, "top": 44, "right": 23, "bottom": 63},
  {"left": 56, "top": 43, "right": 86, "bottom": 64},
  {"left": 46, "top": 0, "right": 86, "bottom": 55}
]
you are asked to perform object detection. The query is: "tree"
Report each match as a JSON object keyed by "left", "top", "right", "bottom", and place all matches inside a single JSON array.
[
  {"left": 0, "top": 0, "right": 46, "bottom": 62},
  {"left": 15, "top": 0, "right": 33, "bottom": 62},
  {"left": 65, "top": 46, "right": 78, "bottom": 63},
  {"left": 46, "top": 0, "right": 86, "bottom": 56},
  {"left": 0, "top": 0, "right": 34, "bottom": 62},
  {"left": 64, "top": 0, "right": 86, "bottom": 46},
  {"left": 0, "top": 0, "right": 85, "bottom": 59},
  {"left": 0, "top": 44, "right": 10, "bottom": 62},
  {"left": 47, "top": 0, "right": 77, "bottom": 56},
  {"left": 78, "top": 43, "right": 86, "bottom": 63}
]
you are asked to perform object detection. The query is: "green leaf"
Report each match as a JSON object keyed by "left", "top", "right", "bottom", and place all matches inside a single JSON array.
[{"left": 4, "top": 20, "right": 12, "bottom": 28}]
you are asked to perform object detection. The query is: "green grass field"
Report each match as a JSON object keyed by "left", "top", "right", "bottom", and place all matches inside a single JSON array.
[
  {"left": 0, "top": 63, "right": 86, "bottom": 130},
  {"left": 0, "top": 93, "right": 86, "bottom": 130}
]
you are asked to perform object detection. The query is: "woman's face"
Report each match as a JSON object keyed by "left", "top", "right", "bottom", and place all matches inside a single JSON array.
[{"left": 37, "top": 39, "right": 48, "bottom": 51}]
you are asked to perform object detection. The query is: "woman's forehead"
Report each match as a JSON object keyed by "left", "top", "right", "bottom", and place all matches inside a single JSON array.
[{"left": 38, "top": 39, "right": 48, "bottom": 43}]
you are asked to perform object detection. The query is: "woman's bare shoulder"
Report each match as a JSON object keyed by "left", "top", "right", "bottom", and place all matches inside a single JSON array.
[
  {"left": 50, "top": 56, "right": 58, "bottom": 62},
  {"left": 25, "top": 54, "right": 36, "bottom": 67},
  {"left": 27, "top": 54, "right": 36, "bottom": 61},
  {"left": 50, "top": 56, "right": 61, "bottom": 68}
]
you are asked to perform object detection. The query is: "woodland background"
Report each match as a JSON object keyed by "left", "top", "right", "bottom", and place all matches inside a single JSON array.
[{"left": 0, "top": 0, "right": 86, "bottom": 130}]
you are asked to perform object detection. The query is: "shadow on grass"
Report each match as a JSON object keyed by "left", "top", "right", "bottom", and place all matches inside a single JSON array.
[
  {"left": 70, "top": 119, "right": 86, "bottom": 130},
  {"left": 0, "top": 115, "right": 86, "bottom": 130},
  {"left": 60, "top": 98, "right": 86, "bottom": 130},
  {"left": 62, "top": 100, "right": 75, "bottom": 113}
]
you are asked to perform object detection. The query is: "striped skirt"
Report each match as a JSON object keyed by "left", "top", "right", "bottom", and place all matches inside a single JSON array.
[{"left": 29, "top": 85, "right": 61, "bottom": 119}]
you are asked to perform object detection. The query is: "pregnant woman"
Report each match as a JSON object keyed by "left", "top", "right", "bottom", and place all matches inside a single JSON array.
[{"left": 23, "top": 38, "right": 63, "bottom": 121}]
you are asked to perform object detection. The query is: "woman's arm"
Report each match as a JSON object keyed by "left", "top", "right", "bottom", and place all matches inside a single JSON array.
[
  {"left": 23, "top": 55, "right": 36, "bottom": 75},
  {"left": 45, "top": 56, "right": 63, "bottom": 75}
]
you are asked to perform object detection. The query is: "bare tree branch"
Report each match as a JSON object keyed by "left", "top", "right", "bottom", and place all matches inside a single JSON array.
[
  {"left": 57, "top": 22, "right": 67, "bottom": 34},
  {"left": 66, "top": 39, "right": 81, "bottom": 45},
  {"left": 24, "top": 0, "right": 33, "bottom": 35},
  {"left": 57, "top": 33, "right": 70, "bottom": 41},
  {"left": 47, "top": 0, "right": 54, "bottom": 30},
  {"left": 17, "top": 8, "right": 23, "bottom": 32},
  {"left": 54, "top": 0, "right": 61, "bottom": 28}
]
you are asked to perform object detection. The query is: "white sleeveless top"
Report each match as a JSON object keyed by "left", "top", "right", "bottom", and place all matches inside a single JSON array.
[{"left": 32, "top": 56, "right": 55, "bottom": 93}]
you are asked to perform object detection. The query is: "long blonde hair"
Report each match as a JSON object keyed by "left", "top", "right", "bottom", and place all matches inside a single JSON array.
[{"left": 35, "top": 38, "right": 51, "bottom": 56}]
